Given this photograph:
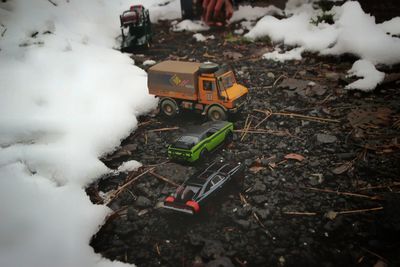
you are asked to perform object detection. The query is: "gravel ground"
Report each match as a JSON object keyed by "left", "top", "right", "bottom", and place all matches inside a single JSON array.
[{"left": 88, "top": 21, "right": 400, "bottom": 267}]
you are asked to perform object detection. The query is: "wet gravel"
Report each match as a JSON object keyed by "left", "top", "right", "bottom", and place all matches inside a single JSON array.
[{"left": 88, "top": 22, "right": 400, "bottom": 267}]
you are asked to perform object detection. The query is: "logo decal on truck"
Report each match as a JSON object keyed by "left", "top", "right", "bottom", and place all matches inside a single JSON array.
[{"left": 169, "top": 74, "right": 189, "bottom": 87}]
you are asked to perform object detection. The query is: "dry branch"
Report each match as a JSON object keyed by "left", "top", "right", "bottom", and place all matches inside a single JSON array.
[
  {"left": 254, "top": 109, "right": 340, "bottom": 123},
  {"left": 357, "top": 182, "right": 400, "bottom": 191},
  {"left": 304, "top": 187, "right": 382, "bottom": 200},
  {"left": 105, "top": 167, "right": 155, "bottom": 206},
  {"left": 149, "top": 170, "right": 179, "bottom": 187},
  {"left": 147, "top": 127, "right": 179, "bottom": 133},
  {"left": 336, "top": 207, "right": 383, "bottom": 215},
  {"left": 48, "top": 0, "right": 57, "bottom": 6},
  {"left": 283, "top": 211, "right": 317, "bottom": 216}
]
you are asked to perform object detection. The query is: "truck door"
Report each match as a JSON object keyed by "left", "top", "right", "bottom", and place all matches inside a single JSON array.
[{"left": 198, "top": 78, "right": 218, "bottom": 105}]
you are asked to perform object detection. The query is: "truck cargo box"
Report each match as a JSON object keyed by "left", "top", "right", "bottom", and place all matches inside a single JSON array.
[{"left": 148, "top": 60, "right": 201, "bottom": 101}]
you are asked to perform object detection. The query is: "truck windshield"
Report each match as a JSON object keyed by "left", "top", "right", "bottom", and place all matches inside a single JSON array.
[{"left": 218, "top": 72, "right": 236, "bottom": 91}]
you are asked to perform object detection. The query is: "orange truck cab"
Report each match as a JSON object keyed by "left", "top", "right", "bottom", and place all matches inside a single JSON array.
[{"left": 147, "top": 60, "right": 249, "bottom": 121}]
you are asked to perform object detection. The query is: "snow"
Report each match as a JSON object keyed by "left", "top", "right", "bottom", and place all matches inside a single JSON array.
[
  {"left": 263, "top": 47, "right": 305, "bottom": 62},
  {"left": 117, "top": 160, "right": 142, "bottom": 173},
  {"left": 379, "top": 17, "right": 400, "bottom": 35},
  {"left": 0, "top": 0, "right": 174, "bottom": 267},
  {"left": 245, "top": 1, "right": 400, "bottom": 91},
  {"left": 345, "top": 60, "right": 385, "bottom": 91},
  {"left": 193, "top": 33, "right": 215, "bottom": 42},
  {"left": 230, "top": 5, "right": 283, "bottom": 23},
  {"left": 143, "top": 59, "right": 156, "bottom": 66},
  {"left": 172, "top": 19, "right": 210, "bottom": 32}
]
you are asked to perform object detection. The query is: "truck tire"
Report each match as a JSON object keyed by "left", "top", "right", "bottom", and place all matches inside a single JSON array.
[
  {"left": 161, "top": 99, "right": 178, "bottom": 117},
  {"left": 207, "top": 105, "right": 227, "bottom": 121},
  {"left": 199, "top": 62, "right": 219, "bottom": 74}
]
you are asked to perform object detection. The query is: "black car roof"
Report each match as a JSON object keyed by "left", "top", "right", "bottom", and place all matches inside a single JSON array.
[{"left": 184, "top": 121, "right": 230, "bottom": 138}]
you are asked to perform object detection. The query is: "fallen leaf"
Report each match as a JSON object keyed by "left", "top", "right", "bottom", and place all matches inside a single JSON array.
[
  {"left": 331, "top": 162, "right": 353, "bottom": 175},
  {"left": 223, "top": 51, "right": 243, "bottom": 60},
  {"left": 325, "top": 210, "right": 337, "bottom": 220},
  {"left": 249, "top": 166, "right": 265, "bottom": 174},
  {"left": 284, "top": 153, "right": 305, "bottom": 161}
]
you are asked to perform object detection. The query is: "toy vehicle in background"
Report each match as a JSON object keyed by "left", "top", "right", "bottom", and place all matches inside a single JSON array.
[
  {"left": 168, "top": 121, "right": 233, "bottom": 163},
  {"left": 147, "top": 60, "right": 249, "bottom": 121},
  {"left": 162, "top": 161, "right": 244, "bottom": 215},
  {"left": 119, "top": 5, "right": 152, "bottom": 52}
]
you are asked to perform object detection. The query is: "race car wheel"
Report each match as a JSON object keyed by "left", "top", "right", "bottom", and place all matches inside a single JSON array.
[
  {"left": 207, "top": 105, "right": 227, "bottom": 121},
  {"left": 200, "top": 149, "right": 209, "bottom": 162},
  {"left": 225, "top": 130, "right": 233, "bottom": 144},
  {"left": 161, "top": 99, "right": 178, "bottom": 117}
]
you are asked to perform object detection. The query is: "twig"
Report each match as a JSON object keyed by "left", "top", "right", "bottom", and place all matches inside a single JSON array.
[
  {"left": 357, "top": 182, "right": 400, "bottom": 191},
  {"left": 104, "top": 206, "right": 129, "bottom": 224},
  {"left": 147, "top": 127, "right": 179, "bottom": 133},
  {"left": 47, "top": 0, "right": 58, "bottom": 6},
  {"left": 254, "top": 109, "right": 272, "bottom": 129},
  {"left": 361, "top": 247, "right": 388, "bottom": 263},
  {"left": 155, "top": 243, "right": 161, "bottom": 256},
  {"left": 149, "top": 171, "right": 179, "bottom": 187},
  {"left": 239, "top": 193, "right": 249, "bottom": 205},
  {"left": 283, "top": 211, "right": 317, "bottom": 216},
  {"left": 254, "top": 109, "right": 340, "bottom": 123},
  {"left": 304, "top": 187, "right": 382, "bottom": 200},
  {"left": 234, "top": 128, "right": 294, "bottom": 137},
  {"left": 240, "top": 117, "right": 252, "bottom": 141},
  {"left": 336, "top": 206, "right": 383, "bottom": 215},
  {"left": 105, "top": 167, "right": 155, "bottom": 205},
  {"left": 272, "top": 74, "right": 287, "bottom": 88}
]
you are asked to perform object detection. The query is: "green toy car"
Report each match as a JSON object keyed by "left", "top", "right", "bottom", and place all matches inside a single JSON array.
[{"left": 168, "top": 121, "right": 233, "bottom": 163}]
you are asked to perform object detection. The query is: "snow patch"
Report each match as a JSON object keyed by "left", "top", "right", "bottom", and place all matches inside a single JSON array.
[
  {"left": 193, "top": 33, "right": 215, "bottom": 42},
  {"left": 143, "top": 59, "right": 156, "bottom": 66},
  {"left": 245, "top": 1, "right": 400, "bottom": 90},
  {"left": 263, "top": 47, "right": 304, "bottom": 62},
  {"left": 172, "top": 19, "right": 210, "bottom": 32},
  {"left": 379, "top": 17, "right": 400, "bottom": 35},
  {"left": 117, "top": 160, "right": 142, "bottom": 173},
  {"left": 345, "top": 60, "right": 385, "bottom": 92},
  {"left": 230, "top": 5, "right": 283, "bottom": 23},
  {"left": 0, "top": 1, "right": 166, "bottom": 267}
]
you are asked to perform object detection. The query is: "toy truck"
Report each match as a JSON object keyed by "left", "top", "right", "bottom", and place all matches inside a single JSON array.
[
  {"left": 120, "top": 5, "right": 152, "bottom": 52},
  {"left": 147, "top": 60, "right": 249, "bottom": 121}
]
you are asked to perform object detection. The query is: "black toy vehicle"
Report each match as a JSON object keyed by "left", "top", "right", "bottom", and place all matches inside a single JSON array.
[
  {"left": 120, "top": 5, "right": 152, "bottom": 52},
  {"left": 161, "top": 161, "right": 244, "bottom": 215}
]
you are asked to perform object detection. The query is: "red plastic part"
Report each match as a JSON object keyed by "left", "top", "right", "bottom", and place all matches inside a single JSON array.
[
  {"left": 165, "top": 196, "right": 175, "bottom": 203},
  {"left": 185, "top": 201, "right": 200, "bottom": 213}
]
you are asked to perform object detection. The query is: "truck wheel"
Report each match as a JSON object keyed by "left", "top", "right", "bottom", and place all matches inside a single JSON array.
[
  {"left": 207, "top": 106, "right": 227, "bottom": 121},
  {"left": 161, "top": 99, "right": 178, "bottom": 117}
]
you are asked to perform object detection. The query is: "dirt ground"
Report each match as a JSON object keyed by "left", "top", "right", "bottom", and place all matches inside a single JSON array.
[{"left": 88, "top": 20, "right": 400, "bottom": 267}]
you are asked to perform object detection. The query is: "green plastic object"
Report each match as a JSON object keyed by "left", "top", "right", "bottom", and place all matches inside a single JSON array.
[{"left": 168, "top": 121, "right": 233, "bottom": 163}]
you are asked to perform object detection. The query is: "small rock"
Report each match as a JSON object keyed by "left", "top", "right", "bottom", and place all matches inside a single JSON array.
[
  {"left": 267, "top": 72, "right": 275, "bottom": 79},
  {"left": 251, "top": 180, "right": 266, "bottom": 193},
  {"left": 235, "top": 219, "right": 250, "bottom": 229},
  {"left": 325, "top": 72, "right": 340, "bottom": 81},
  {"left": 201, "top": 240, "right": 225, "bottom": 259},
  {"left": 252, "top": 195, "right": 269, "bottom": 204},
  {"left": 316, "top": 133, "right": 337, "bottom": 144},
  {"left": 135, "top": 196, "right": 152, "bottom": 208},
  {"left": 206, "top": 257, "right": 234, "bottom": 267}
]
